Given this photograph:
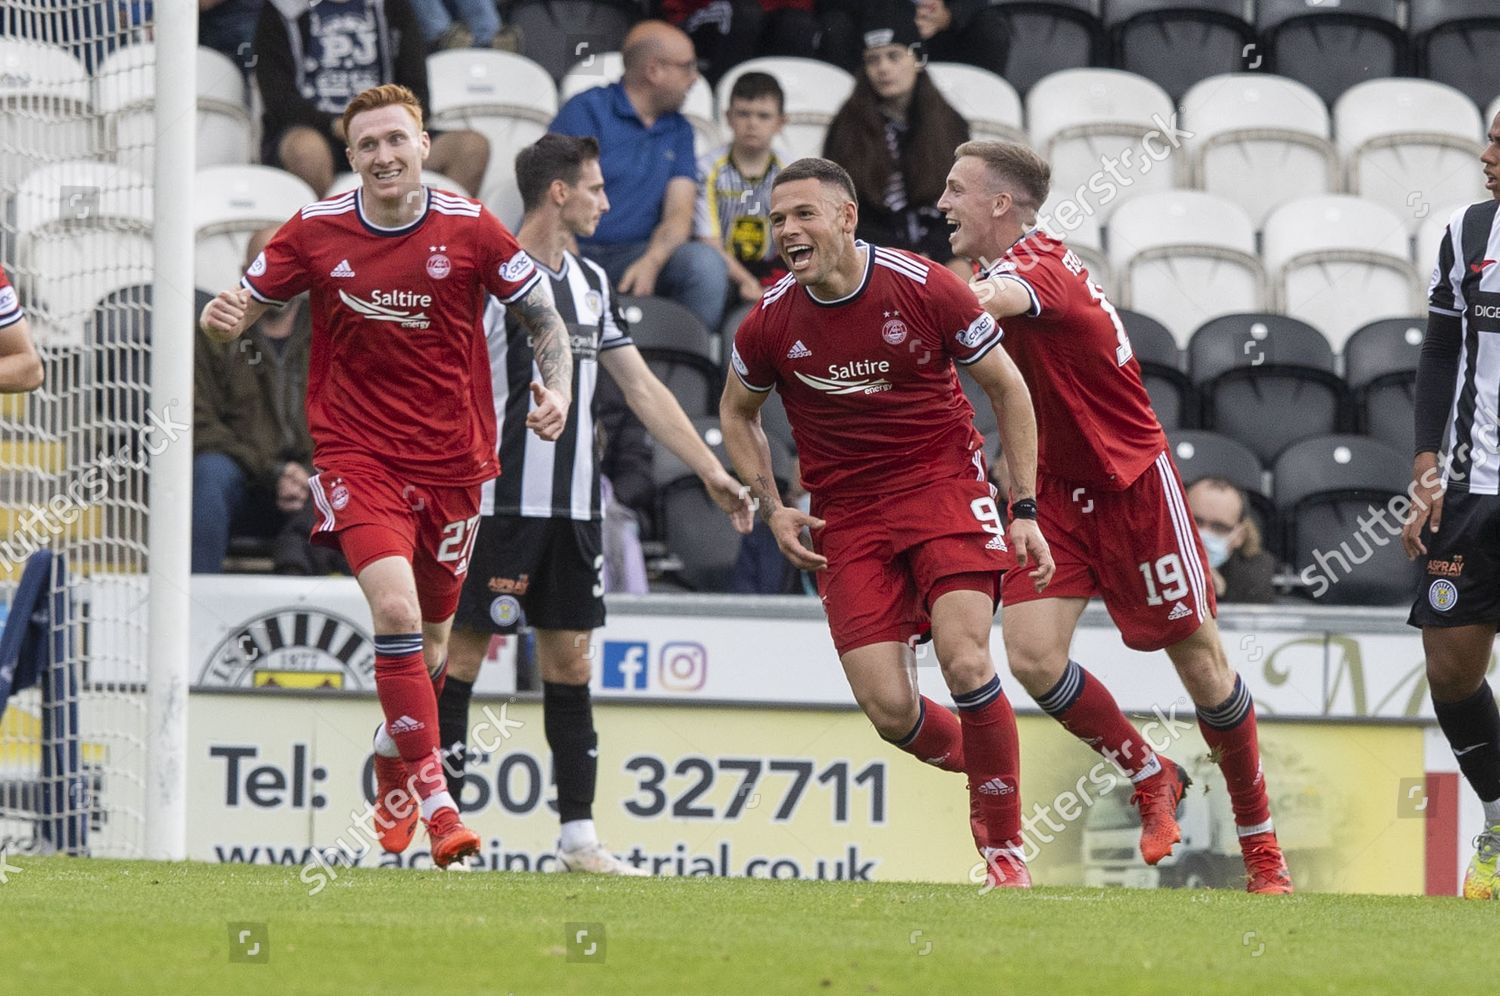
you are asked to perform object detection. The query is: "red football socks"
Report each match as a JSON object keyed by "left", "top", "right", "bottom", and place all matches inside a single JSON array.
[
  {"left": 1036, "top": 660, "right": 1161, "bottom": 781},
  {"left": 887, "top": 696, "right": 966, "bottom": 773},
  {"left": 953, "top": 676, "right": 1023, "bottom": 851},
  {"left": 374, "top": 634, "right": 447, "bottom": 801},
  {"left": 1197, "top": 676, "right": 1273, "bottom": 834}
]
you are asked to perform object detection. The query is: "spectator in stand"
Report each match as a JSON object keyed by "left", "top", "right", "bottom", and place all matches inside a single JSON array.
[
  {"left": 657, "top": 0, "right": 820, "bottom": 84},
  {"left": 822, "top": 13, "right": 969, "bottom": 271},
  {"left": 193, "top": 227, "right": 343, "bottom": 575},
  {"left": 551, "top": 19, "right": 729, "bottom": 334},
  {"left": 254, "top": 0, "right": 489, "bottom": 197},
  {"left": 408, "top": 0, "right": 521, "bottom": 51},
  {"left": 697, "top": 71, "right": 789, "bottom": 308},
  {"left": 913, "top": 0, "right": 1009, "bottom": 77},
  {"left": 1187, "top": 477, "right": 1276, "bottom": 604}
]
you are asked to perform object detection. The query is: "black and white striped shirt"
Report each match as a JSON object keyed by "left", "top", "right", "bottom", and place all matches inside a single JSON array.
[
  {"left": 1429, "top": 200, "right": 1500, "bottom": 494},
  {"left": 481, "top": 251, "right": 632, "bottom": 520}
]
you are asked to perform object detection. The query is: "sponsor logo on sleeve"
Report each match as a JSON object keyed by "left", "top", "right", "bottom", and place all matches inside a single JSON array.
[
  {"left": 248, "top": 252, "right": 268, "bottom": 277},
  {"left": 0, "top": 286, "right": 15, "bottom": 313},
  {"left": 500, "top": 250, "right": 535, "bottom": 283},
  {"left": 731, "top": 344, "right": 750, "bottom": 378},
  {"left": 956, "top": 313, "right": 996, "bottom": 349}
]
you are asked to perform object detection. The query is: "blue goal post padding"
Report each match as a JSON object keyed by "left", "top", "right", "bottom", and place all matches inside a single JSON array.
[{"left": 0, "top": 550, "right": 57, "bottom": 718}]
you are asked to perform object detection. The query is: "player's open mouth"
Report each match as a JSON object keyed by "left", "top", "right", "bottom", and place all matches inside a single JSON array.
[
  {"left": 1488, "top": 172, "right": 1498, "bottom": 189},
  {"left": 374, "top": 168, "right": 402, "bottom": 182},
  {"left": 786, "top": 244, "right": 813, "bottom": 269}
]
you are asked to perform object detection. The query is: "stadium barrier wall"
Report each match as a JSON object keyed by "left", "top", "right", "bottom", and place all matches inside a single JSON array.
[{"left": 161, "top": 577, "right": 1468, "bottom": 893}]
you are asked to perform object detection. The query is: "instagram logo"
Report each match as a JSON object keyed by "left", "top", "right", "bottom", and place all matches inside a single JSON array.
[{"left": 658, "top": 642, "right": 708, "bottom": 691}]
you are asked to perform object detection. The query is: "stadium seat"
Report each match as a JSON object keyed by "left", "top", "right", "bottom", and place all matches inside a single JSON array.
[
  {"left": 1273, "top": 434, "right": 1415, "bottom": 604},
  {"left": 1261, "top": 195, "right": 1423, "bottom": 351},
  {"left": 1335, "top": 79, "right": 1484, "bottom": 235},
  {"left": 1118, "top": 308, "right": 1191, "bottom": 429},
  {"left": 1416, "top": 205, "right": 1469, "bottom": 277},
  {"left": 989, "top": 0, "right": 1108, "bottom": 96},
  {"left": 14, "top": 160, "right": 152, "bottom": 346},
  {"left": 94, "top": 44, "right": 255, "bottom": 176},
  {"left": 194, "top": 165, "right": 317, "bottom": 291},
  {"left": 1189, "top": 313, "right": 1346, "bottom": 465},
  {"left": 508, "top": 0, "right": 633, "bottom": 82},
  {"left": 720, "top": 299, "right": 756, "bottom": 343},
  {"left": 756, "top": 388, "right": 796, "bottom": 455},
  {"left": 89, "top": 283, "right": 152, "bottom": 447},
  {"left": 1165, "top": 428, "right": 1274, "bottom": 548},
  {"left": 1181, "top": 74, "right": 1337, "bottom": 227},
  {"left": 717, "top": 57, "right": 855, "bottom": 163},
  {"left": 0, "top": 40, "right": 93, "bottom": 191},
  {"left": 1027, "top": 69, "right": 1179, "bottom": 221},
  {"left": 1106, "top": 190, "right": 1264, "bottom": 347},
  {"left": 1258, "top": 0, "right": 1410, "bottom": 107},
  {"left": 617, "top": 295, "right": 719, "bottom": 418},
  {"left": 1038, "top": 195, "right": 1110, "bottom": 291},
  {"left": 426, "top": 49, "right": 556, "bottom": 227},
  {"left": 1410, "top": 0, "right": 1500, "bottom": 113},
  {"left": 1104, "top": 0, "right": 1256, "bottom": 101},
  {"left": 961, "top": 371, "right": 999, "bottom": 443},
  {"left": 1343, "top": 317, "right": 1425, "bottom": 455},
  {"left": 926, "top": 63, "right": 1025, "bottom": 146}
]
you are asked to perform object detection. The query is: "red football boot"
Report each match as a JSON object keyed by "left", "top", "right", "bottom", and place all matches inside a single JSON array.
[
  {"left": 1131, "top": 758, "right": 1191, "bottom": 866},
  {"left": 372, "top": 753, "right": 419, "bottom": 854},
  {"left": 427, "top": 807, "right": 481, "bottom": 869},
  {"left": 1241, "top": 830, "right": 1294, "bottom": 894}
]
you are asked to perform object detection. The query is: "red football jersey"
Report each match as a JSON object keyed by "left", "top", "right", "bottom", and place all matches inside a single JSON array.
[
  {"left": 733, "top": 243, "right": 1000, "bottom": 499},
  {"left": 242, "top": 188, "right": 539, "bottom": 486},
  {"left": 0, "top": 264, "right": 23, "bottom": 329},
  {"left": 983, "top": 231, "right": 1166, "bottom": 490}
]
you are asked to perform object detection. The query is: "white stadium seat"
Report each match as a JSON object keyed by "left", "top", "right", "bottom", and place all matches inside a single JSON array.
[
  {"left": 1336, "top": 79, "right": 1485, "bottom": 234},
  {"left": 14, "top": 160, "right": 152, "bottom": 345},
  {"left": 561, "top": 53, "right": 720, "bottom": 155},
  {"left": 426, "top": 50, "right": 556, "bottom": 226},
  {"left": 1026, "top": 69, "right": 1178, "bottom": 221},
  {"left": 1107, "top": 190, "right": 1264, "bottom": 347},
  {"left": 1182, "top": 73, "right": 1337, "bottom": 227},
  {"left": 194, "top": 165, "right": 316, "bottom": 291},
  {"left": 926, "top": 62, "right": 1025, "bottom": 145},
  {"left": 716, "top": 57, "right": 855, "bottom": 162},
  {"left": 1037, "top": 194, "right": 1110, "bottom": 292},
  {"left": 1262, "top": 195, "right": 1423, "bottom": 351},
  {"left": 1415, "top": 203, "right": 1471, "bottom": 279},
  {"left": 95, "top": 45, "right": 255, "bottom": 177},
  {"left": 0, "top": 40, "right": 93, "bottom": 190}
]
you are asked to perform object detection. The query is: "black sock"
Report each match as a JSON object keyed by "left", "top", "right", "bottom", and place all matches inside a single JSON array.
[
  {"left": 437, "top": 676, "right": 474, "bottom": 807},
  {"left": 544, "top": 680, "right": 598, "bottom": 824},
  {"left": 1435, "top": 680, "right": 1500, "bottom": 803}
]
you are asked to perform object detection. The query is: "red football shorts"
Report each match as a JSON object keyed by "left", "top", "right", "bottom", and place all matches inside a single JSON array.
[
  {"left": 307, "top": 459, "right": 483, "bottom": 623},
  {"left": 812, "top": 472, "right": 1013, "bottom": 657},
  {"left": 1002, "top": 449, "right": 1217, "bottom": 651}
]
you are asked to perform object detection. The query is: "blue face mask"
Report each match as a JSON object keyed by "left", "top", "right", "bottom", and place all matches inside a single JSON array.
[{"left": 1200, "top": 529, "right": 1232, "bottom": 570}]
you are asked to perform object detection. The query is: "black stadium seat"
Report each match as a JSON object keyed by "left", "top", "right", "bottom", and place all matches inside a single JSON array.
[
  {"left": 1119, "top": 308, "right": 1191, "bottom": 429},
  {"left": 618, "top": 294, "right": 720, "bottom": 419},
  {"left": 1411, "top": 0, "right": 1500, "bottom": 113},
  {"left": 991, "top": 0, "right": 1109, "bottom": 96},
  {"left": 1273, "top": 434, "right": 1414, "bottom": 604},
  {"left": 1343, "top": 317, "right": 1425, "bottom": 456},
  {"left": 1189, "top": 313, "right": 1346, "bottom": 465},
  {"left": 1258, "top": 0, "right": 1410, "bottom": 106},
  {"left": 1104, "top": 0, "right": 1256, "bottom": 101},
  {"left": 1166, "top": 430, "right": 1273, "bottom": 543}
]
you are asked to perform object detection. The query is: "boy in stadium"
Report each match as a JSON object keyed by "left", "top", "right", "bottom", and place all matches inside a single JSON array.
[
  {"left": 198, "top": 84, "right": 574, "bottom": 869},
  {"left": 1401, "top": 111, "right": 1500, "bottom": 899},
  {"left": 721, "top": 157, "right": 1053, "bottom": 888},
  {"left": 433, "top": 134, "right": 753, "bottom": 874},
  {"left": 696, "top": 70, "right": 790, "bottom": 305},
  {"left": 0, "top": 264, "right": 43, "bottom": 392},
  {"left": 939, "top": 141, "right": 1292, "bottom": 894}
]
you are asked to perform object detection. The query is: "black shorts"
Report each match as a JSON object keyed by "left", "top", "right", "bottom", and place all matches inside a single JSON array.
[
  {"left": 453, "top": 514, "right": 605, "bottom": 634},
  {"left": 1407, "top": 489, "right": 1500, "bottom": 629}
]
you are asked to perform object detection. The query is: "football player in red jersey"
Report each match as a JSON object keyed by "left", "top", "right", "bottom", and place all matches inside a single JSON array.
[
  {"left": 199, "top": 84, "right": 573, "bottom": 869},
  {"left": 721, "top": 157, "right": 1054, "bottom": 888},
  {"left": 0, "top": 264, "right": 44, "bottom": 392},
  {"left": 939, "top": 140, "right": 1292, "bottom": 894}
]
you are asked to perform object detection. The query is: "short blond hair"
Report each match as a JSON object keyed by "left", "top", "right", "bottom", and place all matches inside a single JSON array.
[
  {"left": 340, "top": 84, "right": 424, "bottom": 146},
  {"left": 955, "top": 140, "right": 1051, "bottom": 209}
]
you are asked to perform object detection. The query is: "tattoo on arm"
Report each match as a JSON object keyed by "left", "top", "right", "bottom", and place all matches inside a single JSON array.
[
  {"left": 752, "top": 473, "right": 781, "bottom": 524},
  {"left": 514, "top": 284, "right": 573, "bottom": 394}
]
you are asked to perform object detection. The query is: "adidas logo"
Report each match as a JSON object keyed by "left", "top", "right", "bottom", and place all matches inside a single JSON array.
[
  {"left": 985, "top": 535, "right": 1007, "bottom": 551},
  {"left": 389, "top": 715, "right": 424, "bottom": 734},
  {"left": 976, "top": 777, "right": 1014, "bottom": 796},
  {"left": 330, "top": 259, "right": 356, "bottom": 278},
  {"left": 923, "top": 752, "right": 951, "bottom": 766},
  {"left": 786, "top": 339, "right": 811, "bottom": 359},
  {"left": 1167, "top": 601, "right": 1191, "bottom": 621}
]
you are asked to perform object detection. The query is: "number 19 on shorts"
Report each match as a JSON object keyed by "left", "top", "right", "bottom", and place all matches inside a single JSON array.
[{"left": 1138, "top": 553, "right": 1188, "bottom": 606}]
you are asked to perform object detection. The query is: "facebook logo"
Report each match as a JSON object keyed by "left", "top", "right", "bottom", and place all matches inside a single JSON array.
[{"left": 601, "top": 641, "right": 648, "bottom": 690}]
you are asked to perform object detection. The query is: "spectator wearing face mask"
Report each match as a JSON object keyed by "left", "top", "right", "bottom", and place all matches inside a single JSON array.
[{"left": 1187, "top": 477, "right": 1276, "bottom": 604}]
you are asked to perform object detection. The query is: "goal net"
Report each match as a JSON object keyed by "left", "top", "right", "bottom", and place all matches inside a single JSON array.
[{"left": 0, "top": 1, "right": 160, "bottom": 857}]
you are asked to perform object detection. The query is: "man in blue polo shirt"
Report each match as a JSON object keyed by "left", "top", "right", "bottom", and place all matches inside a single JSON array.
[{"left": 551, "top": 20, "right": 730, "bottom": 335}]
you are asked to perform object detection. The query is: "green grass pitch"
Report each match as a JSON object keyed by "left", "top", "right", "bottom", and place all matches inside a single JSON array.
[{"left": 1, "top": 857, "right": 1493, "bottom": 994}]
